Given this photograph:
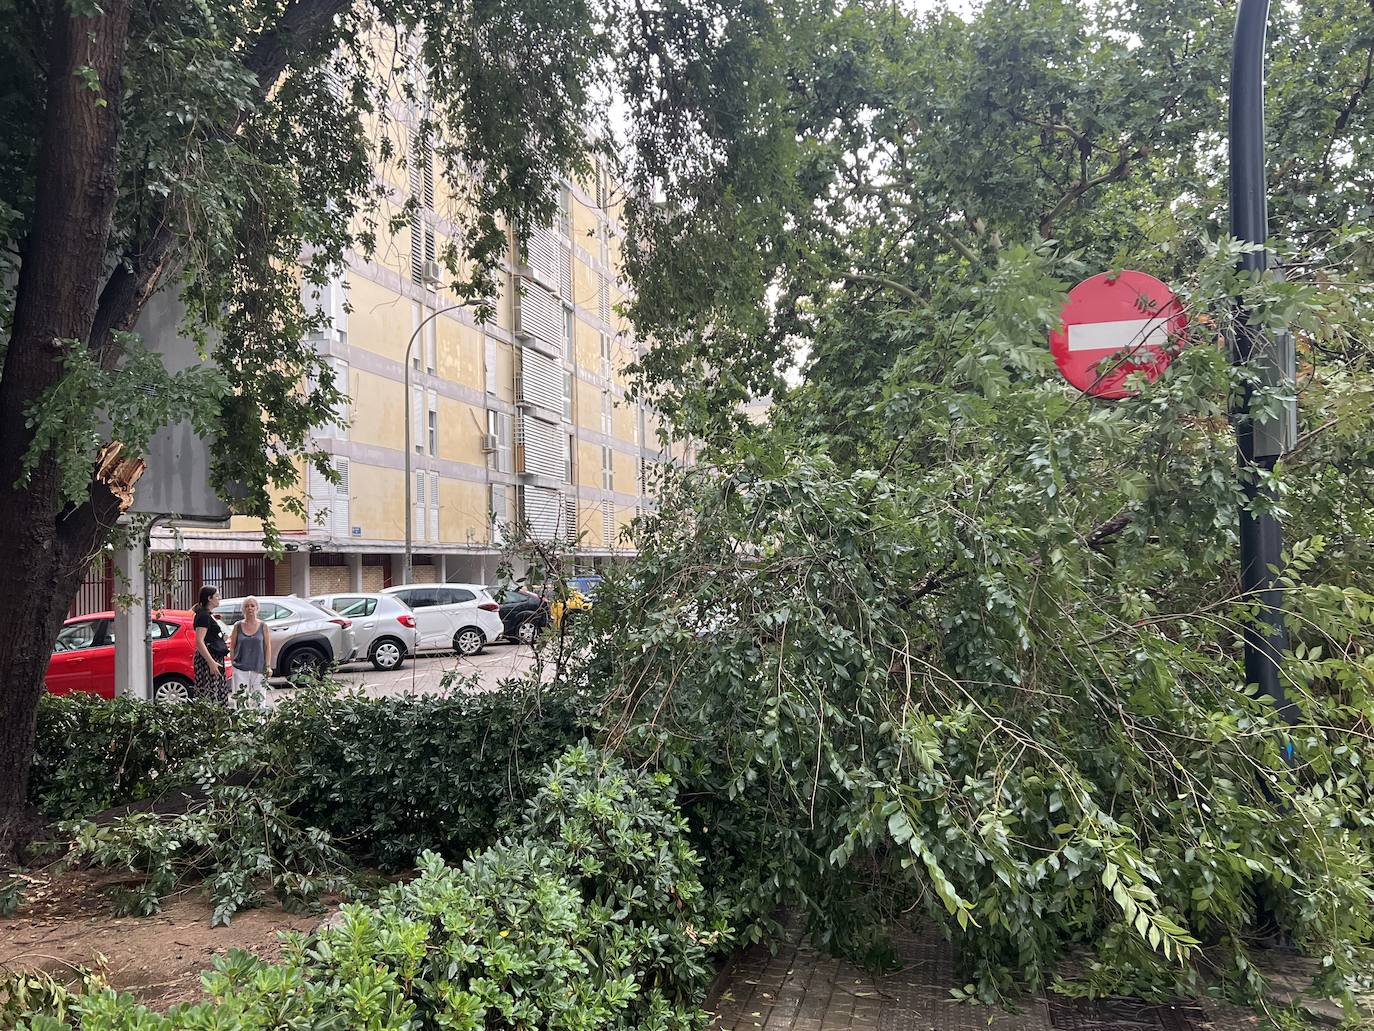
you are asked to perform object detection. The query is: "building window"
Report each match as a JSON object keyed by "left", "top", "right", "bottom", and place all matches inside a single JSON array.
[
  {"left": 414, "top": 470, "right": 426, "bottom": 542},
  {"left": 602, "top": 445, "right": 614, "bottom": 491},
  {"left": 595, "top": 158, "right": 609, "bottom": 210},
  {"left": 563, "top": 372, "right": 574, "bottom": 421},
  {"left": 427, "top": 409, "right": 437, "bottom": 456},
  {"left": 411, "top": 303, "right": 422, "bottom": 371},
  {"left": 490, "top": 484, "right": 509, "bottom": 545},
  {"left": 602, "top": 499, "right": 614, "bottom": 548},
  {"left": 409, "top": 127, "right": 436, "bottom": 288},
  {"left": 484, "top": 336, "right": 496, "bottom": 395},
  {"left": 558, "top": 184, "right": 572, "bottom": 236},
  {"left": 429, "top": 471, "right": 440, "bottom": 541},
  {"left": 566, "top": 434, "right": 575, "bottom": 483},
  {"left": 599, "top": 332, "right": 612, "bottom": 380},
  {"left": 487, "top": 409, "right": 513, "bottom": 474},
  {"left": 600, "top": 390, "right": 612, "bottom": 435},
  {"left": 412, "top": 386, "right": 424, "bottom": 453},
  {"left": 563, "top": 306, "right": 575, "bottom": 357},
  {"left": 424, "top": 316, "right": 436, "bottom": 374}
]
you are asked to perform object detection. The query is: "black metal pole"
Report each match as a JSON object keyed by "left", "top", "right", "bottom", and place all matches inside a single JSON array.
[{"left": 1229, "top": 0, "right": 1298, "bottom": 726}]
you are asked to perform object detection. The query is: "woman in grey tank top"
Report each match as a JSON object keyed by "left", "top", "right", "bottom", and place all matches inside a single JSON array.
[{"left": 229, "top": 596, "right": 273, "bottom": 707}]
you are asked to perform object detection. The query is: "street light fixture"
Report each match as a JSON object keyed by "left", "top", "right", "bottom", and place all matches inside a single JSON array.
[{"left": 403, "top": 300, "right": 475, "bottom": 586}]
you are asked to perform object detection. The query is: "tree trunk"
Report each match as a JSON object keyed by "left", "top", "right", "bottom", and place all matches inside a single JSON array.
[{"left": 0, "top": 0, "right": 132, "bottom": 854}]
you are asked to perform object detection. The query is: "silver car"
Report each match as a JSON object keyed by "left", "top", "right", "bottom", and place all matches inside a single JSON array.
[
  {"left": 217, "top": 596, "right": 356, "bottom": 677},
  {"left": 311, "top": 592, "right": 420, "bottom": 671}
]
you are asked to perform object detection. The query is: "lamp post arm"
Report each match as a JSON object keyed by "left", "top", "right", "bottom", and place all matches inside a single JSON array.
[{"left": 402, "top": 300, "right": 476, "bottom": 587}]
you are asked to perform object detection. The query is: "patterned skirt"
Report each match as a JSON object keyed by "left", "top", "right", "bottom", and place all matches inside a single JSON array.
[{"left": 193, "top": 652, "right": 229, "bottom": 704}]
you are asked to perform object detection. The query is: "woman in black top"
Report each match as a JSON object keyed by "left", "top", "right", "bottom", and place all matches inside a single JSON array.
[{"left": 192, "top": 585, "right": 229, "bottom": 703}]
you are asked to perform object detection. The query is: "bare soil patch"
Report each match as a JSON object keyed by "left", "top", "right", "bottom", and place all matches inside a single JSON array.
[{"left": 0, "top": 866, "right": 326, "bottom": 1009}]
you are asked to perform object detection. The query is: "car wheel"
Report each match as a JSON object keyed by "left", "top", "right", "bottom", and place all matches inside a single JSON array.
[
  {"left": 370, "top": 637, "right": 405, "bottom": 671},
  {"left": 284, "top": 646, "right": 327, "bottom": 677},
  {"left": 453, "top": 627, "right": 485, "bottom": 657},
  {"left": 153, "top": 676, "right": 192, "bottom": 704},
  {"left": 516, "top": 619, "right": 539, "bottom": 645}
]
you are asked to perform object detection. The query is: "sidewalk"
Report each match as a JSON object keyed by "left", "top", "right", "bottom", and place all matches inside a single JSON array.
[{"left": 706, "top": 928, "right": 1288, "bottom": 1031}]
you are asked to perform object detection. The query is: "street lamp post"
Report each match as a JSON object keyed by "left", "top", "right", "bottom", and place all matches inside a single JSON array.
[
  {"left": 403, "top": 302, "right": 472, "bottom": 586},
  {"left": 1229, "top": 0, "right": 1299, "bottom": 725}
]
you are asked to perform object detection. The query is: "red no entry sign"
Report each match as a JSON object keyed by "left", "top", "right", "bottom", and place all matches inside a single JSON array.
[{"left": 1049, "top": 270, "right": 1188, "bottom": 399}]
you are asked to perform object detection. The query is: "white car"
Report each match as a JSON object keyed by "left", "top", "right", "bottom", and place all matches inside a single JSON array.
[
  {"left": 381, "top": 583, "right": 504, "bottom": 657},
  {"left": 311, "top": 592, "right": 421, "bottom": 671}
]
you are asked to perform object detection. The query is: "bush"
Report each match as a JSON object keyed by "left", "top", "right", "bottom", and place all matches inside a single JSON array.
[
  {"left": 33, "top": 682, "right": 585, "bottom": 922},
  {"left": 29, "top": 694, "right": 239, "bottom": 821},
  {"left": 260, "top": 682, "right": 587, "bottom": 869},
  {"left": 4, "top": 746, "right": 732, "bottom": 1030}
]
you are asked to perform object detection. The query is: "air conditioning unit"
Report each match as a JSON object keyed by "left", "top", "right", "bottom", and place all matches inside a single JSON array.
[
  {"left": 422, "top": 260, "right": 443, "bottom": 286},
  {"left": 480, "top": 433, "right": 500, "bottom": 452}
]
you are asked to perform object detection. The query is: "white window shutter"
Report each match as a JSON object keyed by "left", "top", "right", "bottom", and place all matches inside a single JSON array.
[
  {"left": 415, "top": 470, "right": 426, "bottom": 541},
  {"left": 410, "top": 212, "right": 423, "bottom": 285},
  {"left": 307, "top": 462, "right": 330, "bottom": 530},
  {"left": 331, "top": 458, "right": 350, "bottom": 537},
  {"left": 429, "top": 472, "right": 440, "bottom": 541}
]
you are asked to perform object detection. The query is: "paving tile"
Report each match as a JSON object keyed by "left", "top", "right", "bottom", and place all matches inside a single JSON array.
[{"left": 705, "top": 922, "right": 1313, "bottom": 1031}]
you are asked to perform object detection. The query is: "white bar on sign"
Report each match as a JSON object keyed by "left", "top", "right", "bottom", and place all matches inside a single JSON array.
[{"left": 1067, "top": 318, "right": 1170, "bottom": 353}]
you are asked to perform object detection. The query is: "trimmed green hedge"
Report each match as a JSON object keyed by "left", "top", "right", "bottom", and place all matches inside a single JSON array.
[
  {"left": 30, "top": 685, "right": 587, "bottom": 871},
  {"left": 29, "top": 694, "right": 239, "bottom": 821},
  {"left": 262, "top": 685, "right": 587, "bottom": 869}
]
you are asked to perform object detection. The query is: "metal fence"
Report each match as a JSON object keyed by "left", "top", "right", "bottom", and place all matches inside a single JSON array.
[{"left": 68, "top": 552, "right": 272, "bottom": 616}]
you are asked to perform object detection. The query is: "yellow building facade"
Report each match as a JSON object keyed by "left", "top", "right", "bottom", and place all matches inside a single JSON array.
[{"left": 155, "top": 45, "right": 671, "bottom": 599}]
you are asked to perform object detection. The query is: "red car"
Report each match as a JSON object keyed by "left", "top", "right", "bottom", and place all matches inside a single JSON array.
[{"left": 46, "top": 610, "right": 221, "bottom": 703}]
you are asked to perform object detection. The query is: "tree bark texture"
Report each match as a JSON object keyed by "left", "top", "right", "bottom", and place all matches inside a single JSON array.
[
  {"left": 0, "top": 0, "right": 353, "bottom": 852},
  {"left": 0, "top": 0, "right": 133, "bottom": 849}
]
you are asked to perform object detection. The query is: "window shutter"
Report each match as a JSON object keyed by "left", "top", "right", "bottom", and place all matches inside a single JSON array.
[
  {"left": 307, "top": 461, "right": 330, "bottom": 531},
  {"left": 414, "top": 471, "right": 426, "bottom": 541},
  {"left": 429, "top": 472, "right": 440, "bottom": 541},
  {"left": 410, "top": 212, "right": 424, "bottom": 285},
  {"left": 602, "top": 500, "right": 614, "bottom": 548},
  {"left": 490, "top": 484, "right": 508, "bottom": 546},
  {"left": 331, "top": 458, "right": 350, "bottom": 537}
]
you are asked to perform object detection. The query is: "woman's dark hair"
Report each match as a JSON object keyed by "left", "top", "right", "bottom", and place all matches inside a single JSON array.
[{"left": 195, "top": 585, "right": 219, "bottom": 613}]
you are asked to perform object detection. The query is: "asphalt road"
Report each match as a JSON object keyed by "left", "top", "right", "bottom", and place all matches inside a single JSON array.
[{"left": 263, "top": 641, "right": 539, "bottom": 700}]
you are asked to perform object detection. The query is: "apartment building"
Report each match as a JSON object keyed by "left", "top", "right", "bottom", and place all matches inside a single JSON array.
[{"left": 73, "top": 55, "right": 672, "bottom": 614}]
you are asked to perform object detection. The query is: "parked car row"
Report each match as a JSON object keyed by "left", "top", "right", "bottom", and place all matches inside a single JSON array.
[{"left": 45, "top": 574, "right": 607, "bottom": 699}]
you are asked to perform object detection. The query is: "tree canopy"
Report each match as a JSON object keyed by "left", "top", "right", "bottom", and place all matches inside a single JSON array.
[{"left": 577, "top": 0, "right": 1374, "bottom": 1008}]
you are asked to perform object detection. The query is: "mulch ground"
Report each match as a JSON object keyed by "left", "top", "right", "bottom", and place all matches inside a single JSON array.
[{"left": 0, "top": 866, "right": 327, "bottom": 1009}]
